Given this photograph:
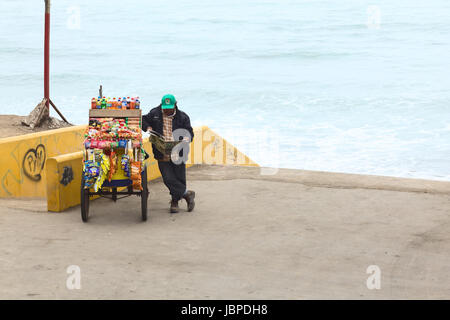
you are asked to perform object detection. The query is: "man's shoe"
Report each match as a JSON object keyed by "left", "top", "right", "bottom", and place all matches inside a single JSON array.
[
  {"left": 183, "top": 190, "right": 195, "bottom": 212},
  {"left": 170, "top": 200, "right": 179, "bottom": 214}
]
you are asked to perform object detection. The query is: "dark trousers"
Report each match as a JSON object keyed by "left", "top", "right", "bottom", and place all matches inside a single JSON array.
[{"left": 157, "top": 161, "right": 186, "bottom": 201}]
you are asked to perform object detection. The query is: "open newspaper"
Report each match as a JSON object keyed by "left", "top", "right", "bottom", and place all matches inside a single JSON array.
[{"left": 148, "top": 130, "right": 182, "bottom": 156}]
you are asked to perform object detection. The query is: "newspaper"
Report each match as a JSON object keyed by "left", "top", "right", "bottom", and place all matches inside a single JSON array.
[{"left": 148, "top": 130, "right": 182, "bottom": 155}]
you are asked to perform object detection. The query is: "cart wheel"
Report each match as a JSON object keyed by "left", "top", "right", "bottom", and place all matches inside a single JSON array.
[
  {"left": 141, "top": 167, "right": 148, "bottom": 221},
  {"left": 80, "top": 174, "right": 90, "bottom": 222}
]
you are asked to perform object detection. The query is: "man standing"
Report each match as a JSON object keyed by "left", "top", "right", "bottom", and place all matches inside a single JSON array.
[{"left": 142, "top": 94, "right": 195, "bottom": 213}]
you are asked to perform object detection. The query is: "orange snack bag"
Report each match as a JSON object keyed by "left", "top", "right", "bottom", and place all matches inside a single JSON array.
[{"left": 130, "top": 161, "right": 142, "bottom": 190}]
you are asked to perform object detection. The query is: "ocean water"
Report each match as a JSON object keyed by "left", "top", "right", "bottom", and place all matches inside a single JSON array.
[{"left": 1, "top": 0, "right": 449, "bottom": 180}]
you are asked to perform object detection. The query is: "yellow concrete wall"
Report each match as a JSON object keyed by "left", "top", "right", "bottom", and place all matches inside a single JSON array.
[
  {"left": 0, "top": 125, "right": 86, "bottom": 198},
  {"left": 46, "top": 151, "right": 84, "bottom": 212}
]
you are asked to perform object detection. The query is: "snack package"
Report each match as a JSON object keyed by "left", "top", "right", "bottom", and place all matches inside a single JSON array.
[
  {"left": 93, "top": 149, "right": 103, "bottom": 163},
  {"left": 91, "top": 140, "right": 99, "bottom": 149},
  {"left": 108, "top": 151, "right": 117, "bottom": 181},
  {"left": 119, "top": 140, "right": 127, "bottom": 148},
  {"left": 130, "top": 161, "right": 142, "bottom": 190},
  {"left": 93, "top": 153, "right": 110, "bottom": 192},
  {"left": 83, "top": 160, "right": 100, "bottom": 188},
  {"left": 110, "top": 141, "right": 119, "bottom": 149},
  {"left": 121, "top": 154, "right": 131, "bottom": 177}
]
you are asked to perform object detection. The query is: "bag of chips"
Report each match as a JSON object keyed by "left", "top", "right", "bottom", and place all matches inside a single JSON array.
[
  {"left": 130, "top": 161, "right": 142, "bottom": 190},
  {"left": 108, "top": 151, "right": 117, "bottom": 181},
  {"left": 121, "top": 154, "right": 131, "bottom": 177},
  {"left": 94, "top": 153, "right": 110, "bottom": 192},
  {"left": 83, "top": 160, "right": 100, "bottom": 188}
]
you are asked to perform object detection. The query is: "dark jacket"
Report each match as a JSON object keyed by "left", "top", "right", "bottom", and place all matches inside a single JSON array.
[{"left": 142, "top": 104, "right": 194, "bottom": 161}]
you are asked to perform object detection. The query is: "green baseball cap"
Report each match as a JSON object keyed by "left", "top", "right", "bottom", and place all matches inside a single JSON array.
[{"left": 161, "top": 94, "right": 176, "bottom": 109}]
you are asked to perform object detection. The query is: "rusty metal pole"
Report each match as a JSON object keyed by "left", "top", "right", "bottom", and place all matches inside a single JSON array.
[
  {"left": 23, "top": 0, "right": 69, "bottom": 127},
  {"left": 44, "top": 0, "right": 51, "bottom": 111}
]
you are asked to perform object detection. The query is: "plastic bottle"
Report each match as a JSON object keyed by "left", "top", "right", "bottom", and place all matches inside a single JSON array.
[
  {"left": 135, "top": 97, "right": 140, "bottom": 109},
  {"left": 101, "top": 98, "right": 106, "bottom": 109},
  {"left": 130, "top": 97, "right": 136, "bottom": 109},
  {"left": 122, "top": 97, "right": 127, "bottom": 109},
  {"left": 96, "top": 98, "right": 101, "bottom": 109},
  {"left": 106, "top": 97, "right": 112, "bottom": 109},
  {"left": 91, "top": 98, "right": 97, "bottom": 109},
  {"left": 117, "top": 98, "right": 122, "bottom": 109},
  {"left": 127, "top": 140, "right": 133, "bottom": 159},
  {"left": 111, "top": 97, "right": 117, "bottom": 109}
]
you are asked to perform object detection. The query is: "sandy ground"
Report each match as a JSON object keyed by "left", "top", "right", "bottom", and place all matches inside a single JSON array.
[
  {"left": 0, "top": 165, "right": 449, "bottom": 299},
  {"left": 0, "top": 115, "right": 71, "bottom": 139}
]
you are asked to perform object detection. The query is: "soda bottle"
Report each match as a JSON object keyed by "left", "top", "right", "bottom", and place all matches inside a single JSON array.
[
  {"left": 101, "top": 98, "right": 106, "bottom": 109},
  {"left": 112, "top": 97, "right": 117, "bottom": 109},
  {"left": 91, "top": 98, "right": 97, "bottom": 109},
  {"left": 130, "top": 97, "right": 135, "bottom": 109},
  {"left": 135, "top": 97, "right": 140, "bottom": 109},
  {"left": 122, "top": 97, "right": 127, "bottom": 109},
  {"left": 106, "top": 97, "right": 112, "bottom": 109},
  {"left": 96, "top": 98, "right": 101, "bottom": 109}
]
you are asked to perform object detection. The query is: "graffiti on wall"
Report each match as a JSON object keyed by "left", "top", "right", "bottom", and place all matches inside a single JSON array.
[
  {"left": 0, "top": 126, "right": 86, "bottom": 197},
  {"left": 22, "top": 144, "right": 46, "bottom": 182},
  {"left": 60, "top": 166, "right": 74, "bottom": 186}
]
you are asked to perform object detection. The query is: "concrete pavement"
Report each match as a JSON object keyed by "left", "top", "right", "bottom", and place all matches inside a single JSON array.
[{"left": 0, "top": 165, "right": 449, "bottom": 299}]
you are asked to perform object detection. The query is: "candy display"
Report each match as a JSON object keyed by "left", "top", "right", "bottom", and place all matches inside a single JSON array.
[
  {"left": 80, "top": 92, "right": 149, "bottom": 223},
  {"left": 91, "top": 96, "right": 140, "bottom": 110},
  {"left": 82, "top": 98, "right": 144, "bottom": 191}
]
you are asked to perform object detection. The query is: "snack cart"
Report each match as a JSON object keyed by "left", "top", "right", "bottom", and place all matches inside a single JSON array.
[{"left": 80, "top": 105, "right": 149, "bottom": 222}]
